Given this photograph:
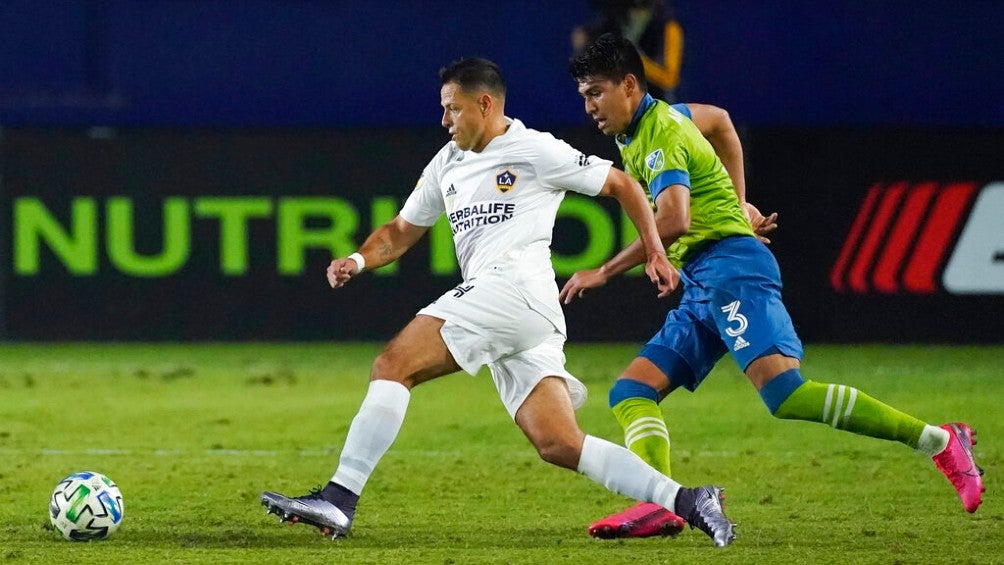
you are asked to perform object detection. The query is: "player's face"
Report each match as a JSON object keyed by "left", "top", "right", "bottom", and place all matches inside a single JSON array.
[
  {"left": 577, "top": 77, "right": 635, "bottom": 136},
  {"left": 441, "top": 82, "right": 488, "bottom": 152}
]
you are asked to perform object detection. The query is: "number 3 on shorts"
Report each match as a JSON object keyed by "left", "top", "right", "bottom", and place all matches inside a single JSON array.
[{"left": 720, "top": 300, "right": 748, "bottom": 337}]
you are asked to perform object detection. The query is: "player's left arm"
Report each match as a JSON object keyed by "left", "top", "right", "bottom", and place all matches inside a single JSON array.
[{"left": 685, "top": 102, "right": 778, "bottom": 242}]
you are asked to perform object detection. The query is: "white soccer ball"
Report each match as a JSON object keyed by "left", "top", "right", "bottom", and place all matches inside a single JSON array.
[{"left": 49, "top": 471, "right": 125, "bottom": 541}]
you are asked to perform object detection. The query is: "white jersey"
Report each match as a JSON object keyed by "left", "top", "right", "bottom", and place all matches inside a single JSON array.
[
  {"left": 401, "top": 118, "right": 612, "bottom": 282},
  {"left": 401, "top": 118, "right": 612, "bottom": 336}
]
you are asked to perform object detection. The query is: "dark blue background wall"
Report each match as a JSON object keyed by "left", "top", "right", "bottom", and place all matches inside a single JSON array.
[
  {"left": 2, "top": 1, "right": 1001, "bottom": 127},
  {"left": 3, "top": 2, "right": 1003, "bottom": 342}
]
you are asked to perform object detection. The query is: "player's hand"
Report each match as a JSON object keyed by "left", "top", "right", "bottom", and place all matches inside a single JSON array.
[
  {"left": 743, "top": 202, "right": 778, "bottom": 244},
  {"left": 559, "top": 268, "right": 609, "bottom": 304},
  {"left": 645, "top": 253, "right": 679, "bottom": 298},
  {"left": 326, "top": 257, "right": 361, "bottom": 289}
]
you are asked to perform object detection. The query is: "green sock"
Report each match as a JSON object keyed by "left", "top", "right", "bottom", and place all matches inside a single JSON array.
[
  {"left": 774, "top": 380, "right": 926, "bottom": 448},
  {"left": 612, "top": 397, "right": 671, "bottom": 475}
]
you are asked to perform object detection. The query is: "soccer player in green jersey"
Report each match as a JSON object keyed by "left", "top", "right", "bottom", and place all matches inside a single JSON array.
[{"left": 562, "top": 33, "right": 984, "bottom": 539}]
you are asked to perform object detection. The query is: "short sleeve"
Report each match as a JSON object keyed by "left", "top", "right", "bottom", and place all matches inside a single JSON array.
[
  {"left": 646, "top": 138, "right": 691, "bottom": 202},
  {"left": 670, "top": 103, "right": 692, "bottom": 120},
  {"left": 400, "top": 162, "right": 445, "bottom": 227},
  {"left": 533, "top": 135, "right": 612, "bottom": 196}
]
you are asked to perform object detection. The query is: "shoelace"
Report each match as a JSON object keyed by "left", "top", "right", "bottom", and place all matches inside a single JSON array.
[{"left": 298, "top": 487, "right": 326, "bottom": 501}]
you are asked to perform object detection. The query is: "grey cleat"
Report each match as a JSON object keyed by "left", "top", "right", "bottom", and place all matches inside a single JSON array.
[
  {"left": 677, "top": 486, "right": 736, "bottom": 547},
  {"left": 261, "top": 489, "right": 352, "bottom": 539}
]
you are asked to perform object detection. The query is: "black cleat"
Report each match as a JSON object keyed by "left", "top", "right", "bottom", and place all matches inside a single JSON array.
[
  {"left": 676, "top": 486, "right": 736, "bottom": 547},
  {"left": 261, "top": 489, "right": 352, "bottom": 540}
]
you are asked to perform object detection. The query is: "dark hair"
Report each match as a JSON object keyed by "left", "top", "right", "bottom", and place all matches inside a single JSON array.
[
  {"left": 439, "top": 58, "right": 506, "bottom": 97},
  {"left": 569, "top": 32, "right": 648, "bottom": 92}
]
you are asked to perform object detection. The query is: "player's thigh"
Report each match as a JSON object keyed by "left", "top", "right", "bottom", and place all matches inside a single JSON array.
[
  {"left": 420, "top": 274, "right": 553, "bottom": 375},
  {"left": 374, "top": 314, "right": 462, "bottom": 388},
  {"left": 709, "top": 279, "right": 803, "bottom": 375},
  {"left": 699, "top": 238, "right": 804, "bottom": 373},
  {"left": 637, "top": 304, "right": 727, "bottom": 394},
  {"left": 490, "top": 330, "right": 586, "bottom": 419}
]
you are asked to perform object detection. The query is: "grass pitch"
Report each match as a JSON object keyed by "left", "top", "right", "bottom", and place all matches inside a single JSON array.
[{"left": 0, "top": 343, "right": 1001, "bottom": 564}]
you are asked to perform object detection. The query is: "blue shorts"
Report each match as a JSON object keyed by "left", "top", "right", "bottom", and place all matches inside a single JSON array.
[{"left": 640, "top": 236, "right": 803, "bottom": 392}]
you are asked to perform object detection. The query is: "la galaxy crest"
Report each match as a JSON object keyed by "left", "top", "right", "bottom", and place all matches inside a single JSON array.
[
  {"left": 495, "top": 168, "right": 518, "bottom": 193},
  {"left": 493, "top": 167, "right": 518, "bottom": 194}
]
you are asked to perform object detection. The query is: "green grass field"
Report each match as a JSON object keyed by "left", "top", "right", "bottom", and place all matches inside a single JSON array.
[{"left": 1, "top": 343, "right": 1000, "bottom": 564}]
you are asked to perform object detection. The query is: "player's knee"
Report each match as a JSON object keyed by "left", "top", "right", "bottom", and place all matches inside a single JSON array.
[
  {"left": 533, "top": 435, "right": 581, "bottom": 470},
  {"left": 370, "top": 351, "right": 410, "bottom": 387},
  {"left": 758, "top": 368, "right": 805, "bottom": 416}
]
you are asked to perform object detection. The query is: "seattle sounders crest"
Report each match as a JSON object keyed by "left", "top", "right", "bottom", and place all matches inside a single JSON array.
[{"left": 645, "top": 149, "right": 665, "bottom": 172}]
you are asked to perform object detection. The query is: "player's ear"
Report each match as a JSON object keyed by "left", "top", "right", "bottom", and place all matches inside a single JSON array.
[
  {"left": 479, "top": 94, "right": 491, "bottom": 116},
  {"left": 623, "top": 73, "right": 638, "bottom": 96}
]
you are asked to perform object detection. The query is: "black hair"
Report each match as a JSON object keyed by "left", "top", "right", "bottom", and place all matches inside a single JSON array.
[
  {"left": 439, "top": 58, "right": 506, "bottom": 97},
  {"left": 568, "top": 32, "right": 648, "bottom": 92}
]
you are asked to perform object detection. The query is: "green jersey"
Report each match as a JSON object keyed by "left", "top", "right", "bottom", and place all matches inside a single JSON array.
[{"left": 616, "top": 95, "right": 753, "bottom": 266}]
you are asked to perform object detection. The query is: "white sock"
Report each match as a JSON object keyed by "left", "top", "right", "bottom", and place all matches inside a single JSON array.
[
  {"left": 331, "top": 380, "right": 410, "bottom": 495},
  {"left": 917, "top": 424, "right": 950, "bottom": 457},
  {"left": 576, "top": 434, "right": 682, "bottom": 513}
]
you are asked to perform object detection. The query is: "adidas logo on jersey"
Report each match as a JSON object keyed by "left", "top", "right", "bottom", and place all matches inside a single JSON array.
[
  {"left": 733, "top": 336, "right": 750, "bottom": 351},
  {"left": 445, "top": 184, "right": 456, "bottom": 197}
]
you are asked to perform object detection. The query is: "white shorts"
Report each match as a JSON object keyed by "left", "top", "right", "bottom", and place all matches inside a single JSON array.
[{"left": 418, "top": 272, "right": 588, "bottom": 418}]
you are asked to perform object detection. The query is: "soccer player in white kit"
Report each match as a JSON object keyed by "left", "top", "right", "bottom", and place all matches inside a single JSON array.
[{"left": 261, "top": 57, "right": 735, "bottom": 547}]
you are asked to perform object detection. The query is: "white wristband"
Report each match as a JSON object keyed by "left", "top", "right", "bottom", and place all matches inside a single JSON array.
[{"left": 347, "top": 252, "right": 366, "bottom": 274}]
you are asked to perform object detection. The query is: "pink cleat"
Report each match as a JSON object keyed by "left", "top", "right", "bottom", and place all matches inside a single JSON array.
[
  {"left": 588, "top": 502, "right": 686, "bottom": 539},
  {"left": 932, "top": 423, "right": 984, "bottom": 513}
]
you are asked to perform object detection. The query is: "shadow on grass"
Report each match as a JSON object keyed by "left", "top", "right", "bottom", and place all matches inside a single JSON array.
[{"left": 119, "top": 522, "right": 593, "bottom": 550}]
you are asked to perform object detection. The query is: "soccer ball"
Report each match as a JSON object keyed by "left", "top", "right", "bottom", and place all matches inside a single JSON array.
[{"left": 49, "top": 471, "right": 124, "bottom": 541}]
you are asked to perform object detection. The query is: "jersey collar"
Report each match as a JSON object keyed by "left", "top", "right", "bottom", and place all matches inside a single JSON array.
[
  {"left": 479, "top": 117, "right": 521, "bottom": 153},
  {"left": 616, "top": 93, "right": 656, "bottom": 145}
]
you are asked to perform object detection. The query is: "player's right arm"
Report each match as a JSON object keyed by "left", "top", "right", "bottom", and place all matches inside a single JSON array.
[
  {"left": 328, "top": 147, "right": 446, "bottom": 289},
  {"left": 326, "top": 216, "right": 428, "bottom": 289}
]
